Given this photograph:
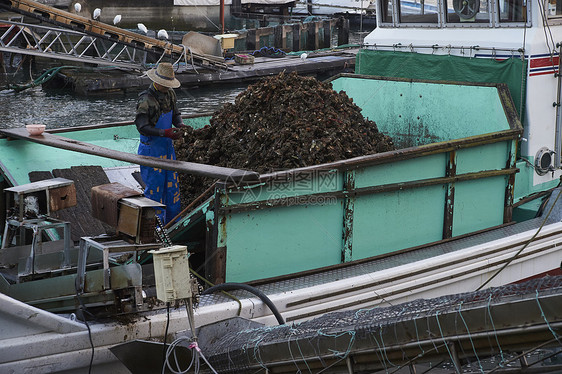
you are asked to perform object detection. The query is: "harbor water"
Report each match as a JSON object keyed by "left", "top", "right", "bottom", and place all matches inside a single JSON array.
[
  {"left": 0, "top": 28, "right": 367, "bottom": 130},
  {"left": 0, "top": 83, "right": 248, "bottom": 129}
]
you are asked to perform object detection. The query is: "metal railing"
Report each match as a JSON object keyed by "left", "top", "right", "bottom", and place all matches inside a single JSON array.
[{"left": 0, "top": 19, "right": 147, "bottom": 69}]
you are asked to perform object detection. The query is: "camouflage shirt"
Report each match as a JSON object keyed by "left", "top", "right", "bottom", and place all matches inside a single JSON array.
[{"left": 135, "top": 83, "right": 182, "bottom": 137}]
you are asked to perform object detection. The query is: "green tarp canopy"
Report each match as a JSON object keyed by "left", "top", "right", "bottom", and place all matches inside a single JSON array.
[{"left": 355, "top": 49, "right": 527, "bottom": 120}]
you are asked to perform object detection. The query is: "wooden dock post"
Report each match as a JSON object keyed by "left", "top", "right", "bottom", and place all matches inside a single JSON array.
[
  {"left": 0, "top": 52, "right": 5, "bottom": 74},
  {"left": 337, "top": 17, "right": 350, "bottom": 46},
  {"left": 240, "top": 17, "right": 347, "bottom": 52},
  {"left": 306, "top": 22, "right": 316, "bottom": 51},
  {"left": 292, "top": 23, "right": 301, "bottom": 52},
  {"left": 306, "top": 21, "right": 323, "bottom": 51},
  {"left": 274, "top": 25, "right": 284, "bottom": 49},
  {"left": 246, "top": 29, "right": 259, "bottom": 51},
  {"left": 323, "top": 19, "right": 333, "bottom": 49}
]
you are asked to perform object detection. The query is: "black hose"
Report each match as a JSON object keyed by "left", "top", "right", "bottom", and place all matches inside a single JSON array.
[{"left": 202, "top": 282, "right": 285, "bottom": 325}]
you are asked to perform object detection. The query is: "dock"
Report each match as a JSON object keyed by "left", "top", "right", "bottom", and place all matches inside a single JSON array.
[
  {"left": 1, "top": 0, "right": 358, "bottom": 94},
  {"left": 45, "top": 48, "right": 358, "bottom": 95}
]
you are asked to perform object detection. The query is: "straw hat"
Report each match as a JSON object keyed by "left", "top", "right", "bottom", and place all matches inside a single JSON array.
[{"left": 146, "top": 62, "right": 180, "bottom": 88}]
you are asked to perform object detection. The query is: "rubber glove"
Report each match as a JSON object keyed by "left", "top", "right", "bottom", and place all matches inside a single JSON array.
[{"left": 163, "top": 128, "right": 181, "bottom": 140}]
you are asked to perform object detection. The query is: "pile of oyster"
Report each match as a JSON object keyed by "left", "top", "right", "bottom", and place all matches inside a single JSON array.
[{"left": 175, "top": 71, "right": 394, "bottom": 204}]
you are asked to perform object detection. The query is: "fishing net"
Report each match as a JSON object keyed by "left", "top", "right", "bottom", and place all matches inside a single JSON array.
[{"left": 203, "top": 275, "right": 562, "bottom": 373}]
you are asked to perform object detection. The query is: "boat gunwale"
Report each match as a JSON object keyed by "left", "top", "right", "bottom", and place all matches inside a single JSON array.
[{"left": 0, "top": 112, "right": 216, "bottom": 139}]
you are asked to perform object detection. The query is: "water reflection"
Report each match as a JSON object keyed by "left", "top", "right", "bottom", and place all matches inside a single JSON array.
[{"left": 0, "top": 83, "right": 247, "bottom": 129}]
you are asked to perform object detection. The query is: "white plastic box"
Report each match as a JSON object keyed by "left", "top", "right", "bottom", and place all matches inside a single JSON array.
[{"left": 150, "top": 245, "right": 192, "bottom": 303}]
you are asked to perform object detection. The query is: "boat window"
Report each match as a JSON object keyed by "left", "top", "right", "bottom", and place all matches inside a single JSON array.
[
  {"left": 399, "top": 0, "right": 440, "bottom": 23},
  {"left": 445, "top": 0, "right": 492, "bottom": 23},
  {"left": 379, "top": 0, "right": 529, "bottom": 26},
  {"left": 547, "top": 0, "right": 562, "bottom": 17},
  {"left": 379, "top": 0, "right": 395, "bottom": 23},
  {"left": 498, "top": 0, "right": 526, "bottom": 21}
]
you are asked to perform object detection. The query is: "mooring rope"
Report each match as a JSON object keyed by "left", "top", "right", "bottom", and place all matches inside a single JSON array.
[{"left": 8, "top": 65, "right": 78, "bottom": 92}]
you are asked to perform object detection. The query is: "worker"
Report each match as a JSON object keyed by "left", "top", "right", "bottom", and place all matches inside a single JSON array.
[{"left": 134, "top": 62, "right": 184, "bottom": 225}]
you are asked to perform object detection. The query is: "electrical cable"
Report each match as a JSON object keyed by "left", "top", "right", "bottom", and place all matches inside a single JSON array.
[
  {"left": 163, "top": 302, "right": 171, "bottom": 368},
  {"left": 80, "top": 308, "right": 95, "bottom": 374},
  {"left": 73, "top": 285, "right": 95, "bottom": 374},
  {"left": 202, "top": 282, "right": 285, "bottom": 325},
  {"left": 162, "top": 308, "right": 219, "bottom": 374},
  {"left": 477, "top": 187, "right": 562, "bottom": 291},
  {"left": 188, "top": 267, "right": 243, "bottom": 315}
]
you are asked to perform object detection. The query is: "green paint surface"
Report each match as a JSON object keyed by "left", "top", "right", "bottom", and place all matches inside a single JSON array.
[
  {"left": 353, "top": 153, "right": 446, "bottom": 188},
  {"left": 0, "top": 119, "right": 212, "bottom": 186},
  {"left": 183, "top": 116, "right": 212, "bottom": 130},
  {"left": 452, "top": 177, "right": 507, "bottom": 236},
  {"left": 331, "top": 77, "right": 511, "bottom": 148},
  {"left": 0, "top": 125, "right": 140, "bottom": 185},
  {"left": 224, "top": 203, "right": 344, "bottom": 282},
  {"left": 455, "top": 143, "right": 509, "bottom": 174},
  {"left": 223, "top": 170, "right": 343, "bottom": 204},
  {"left": 352, "top": 186, "right": 446, "bottom": 259}
]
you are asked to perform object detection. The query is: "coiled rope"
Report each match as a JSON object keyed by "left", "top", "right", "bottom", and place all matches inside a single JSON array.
[{"left": 8, "top": 65, "right": 77, "bottom": 92}]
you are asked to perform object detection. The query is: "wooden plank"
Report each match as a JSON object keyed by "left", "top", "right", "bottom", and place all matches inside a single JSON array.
[
  {"left": 0, "top": 128, "right": 259, "bottom": 183},
  {"left": 49, "top": 184, "right": 77, "bottom": 212},
  {"left": 117, "top": 204, "right": 140, "bottom": 238}
]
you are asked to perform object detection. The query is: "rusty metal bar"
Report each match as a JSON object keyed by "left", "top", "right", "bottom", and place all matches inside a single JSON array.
[
  {"left": 0, "top": 128, "right": 260, "bottom": 182},
  {"left": 443, "top": 151, "right": 456, "bottom": 239},
  {"left": 206, "top": 187, "right": 226, "bottom": 285},
  {"left": 342, "top": 170, "right": 355, "bottom": 263},
  {"left": 221, "top": 168, "right": 518, "bottom": 214},
  {"left": 513, "top": 189, "right": 554, "bottom": 209}
]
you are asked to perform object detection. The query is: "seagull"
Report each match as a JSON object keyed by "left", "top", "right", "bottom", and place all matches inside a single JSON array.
[
  {"left": 157, "top": 29, "right": 169, "bottom": 40},
  {"left": 137, "top": 23, "right": 148, "bottom": 34},
  {"left": 113, "top": 14, "right": 121, "bottom": 25},
  {"left": 300, "top": 53, "right": 308, "bottom": 60},
  {"left": 74, "top": 2, "right": 81, "bottom": 12},
  {"left": 93, "top": 8, "right": 101, "bottom": 20}
]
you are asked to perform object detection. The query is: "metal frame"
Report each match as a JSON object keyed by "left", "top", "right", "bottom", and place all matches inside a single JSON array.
[
  {"left": 1, "top": 217, "right": 71, "bottom": 278},
  {"left": 0, "top": 0, "right": 231, "bottom": 71},
  {"left": 0, "top": 19, "right": 146, "bottom": 69},
  {"left": 76, "top": 236, "right": 161, "bottom": 292}
]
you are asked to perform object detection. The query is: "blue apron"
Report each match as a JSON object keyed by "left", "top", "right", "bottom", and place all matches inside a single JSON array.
[{"left": 138, "top": 110, "right": 181, "bottom": 225}]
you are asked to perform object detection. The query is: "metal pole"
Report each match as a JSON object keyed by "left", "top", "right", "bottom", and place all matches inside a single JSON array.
[{"left": 220, "top": 0, "right": 225, "bottom": 34}]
